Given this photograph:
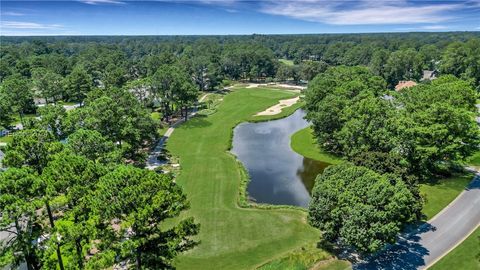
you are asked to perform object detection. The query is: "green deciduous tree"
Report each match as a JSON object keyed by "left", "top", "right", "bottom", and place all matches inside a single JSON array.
[
  {"left": 300, "top": 60, "right": 328, "bottom": 81},
  {"left": 308, "top": 163, "right": 420, "bottom": 253},
  {"left": 385, "top": 49, "right": 423, "bottom": 88},
  {"left": 396, "top": 76, "right": 479, "bottom": 178},
  {"left": 304, "top": 66, "right": 387, "bottom": 153}
]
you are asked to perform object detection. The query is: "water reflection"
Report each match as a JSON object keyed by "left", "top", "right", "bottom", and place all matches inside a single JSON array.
[{"left": 231, "top": 109, "right": 330, "bottom": 207}]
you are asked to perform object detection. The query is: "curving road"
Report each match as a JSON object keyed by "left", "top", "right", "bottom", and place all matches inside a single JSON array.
[{"left": 354, "top": 173, "right": 480, "bottom": 270}]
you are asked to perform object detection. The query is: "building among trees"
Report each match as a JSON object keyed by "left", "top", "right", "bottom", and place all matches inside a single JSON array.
[{"left": 395, "top": 80, "right": 417, "bottom": 91}]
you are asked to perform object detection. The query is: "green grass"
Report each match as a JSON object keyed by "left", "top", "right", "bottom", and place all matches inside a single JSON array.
[
  {"left": 257, "top": 244, "right": 332, "bottom": 270},
  {"left": 57, "top": 101, "right": 78, "bottom": 106},
  {"left": 11, "top": 113, "right": 37, "bottom": 126},
  {"left": 166, "top": 87, "right": 328, "bottom": 270},
  {"left": 430, "top": 227, "right": 480, "bottom": 270},
  {"left": 420, "top": 173, "right": 474, "bottom": 220},
  {"left": 290, "top": 127, "right": 472, "bottom": 221},
  {"left": 290, "top": 127, "right": 343, "bottom": 165},
  {"left": 467, "top": 151, "right": 480, "bottom": 167},
  {"left": 279, "top": 59, "right": 295, "bottom": 66},
  {"left": 315, "top": 260, "right": 351, "bottom": 270},
  {"left": 150, "top": 111, "right": 162, "bottom": 121},
  {"left": 0, "top": 136, "right": 13, "bottom": 144}
]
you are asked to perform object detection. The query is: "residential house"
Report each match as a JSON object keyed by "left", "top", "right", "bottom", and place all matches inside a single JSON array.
[
  {"left": 421, "top": 70, "right": 438, "bottom": 81},
  {"left": 395, "top": 80, "right": 418, "bottom": 91}
]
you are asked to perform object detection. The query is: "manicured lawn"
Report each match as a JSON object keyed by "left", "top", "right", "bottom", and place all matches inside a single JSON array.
[
  {"left": 0, "top": 136, "right": 13, "bottom": 144},
  {"left": 467, "top": 151, "right": 480, "bottom": 167},
  {"left": 279, "top": 58, "right": 295, "bottom": 66},
  {"left": 290, "top": 127, "right": 472, "bottom": 221},
  {"left": 430, "top": 227, "right": 480, "bottom": 270},
  {"left": 290, "top": 127, "right": 342, "bottom": 165},
  {"left": 420, "top": 173, "right": 474, "bottom": 220},
  {"left": 257, "top": 244, "right": 331, "bottom": 270},
  {"left": 316, "top": 260, "right": 351, "bottom": 270},
  {"left": 167, "top": 87, "right": 328, "bottom": 270}
]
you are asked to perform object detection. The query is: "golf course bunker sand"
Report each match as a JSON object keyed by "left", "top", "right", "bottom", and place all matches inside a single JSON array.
[{"left": 255, "top": 96, "right": 300, "bottom": 116}]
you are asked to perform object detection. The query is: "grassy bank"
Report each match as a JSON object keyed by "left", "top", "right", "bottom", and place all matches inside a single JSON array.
[
  {"left": 290, "top": 127, "right": 473, "bottom": 221},
  {"left": 430, "top": 227, "right": 480, "bottom": 270},
  {"left": 420, "top": 173, "right": 474, "bottom": 220},
  {"left": 290, "top": 127, "right": 342, "bottom": 165},
  {"left": 166, "top": 87, "right": 328, "bottom": 270}
]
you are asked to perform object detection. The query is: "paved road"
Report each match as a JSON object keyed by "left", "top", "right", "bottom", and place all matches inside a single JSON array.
[{"left": 354, "top": 174, "right": 480, "bottom": 270}]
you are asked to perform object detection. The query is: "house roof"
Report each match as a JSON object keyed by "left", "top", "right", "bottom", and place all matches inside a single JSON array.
[
  {"left": 395, "top": 80, "right": 417, "bottom": 91},
  {"left": 422, "top": 70, "right": 437, "bottom": 81}
]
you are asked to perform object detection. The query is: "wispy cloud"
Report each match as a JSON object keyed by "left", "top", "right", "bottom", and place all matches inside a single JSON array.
[
  {"left": 261, "top": 0, "right": 464, "bottom": 25},
  {"left": 79, "top": 0, "right": 125, "bottom": 5},
  {"left": 397, "top": 25, "right": 449, "bottom": 31},
  {"left": 1, "top": 11, "right": 25, "bottom": 16},
  {"left": 1, "top": 21, "right": 63, "bottom": 30}
]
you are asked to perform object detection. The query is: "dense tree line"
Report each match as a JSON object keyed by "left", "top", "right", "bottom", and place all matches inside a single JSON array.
[
  {"left": 0, "top": 88, "right": 198, "bottom": 269},
  {"left": 305, "top": 66, "right": 479, "bottom": 253}
]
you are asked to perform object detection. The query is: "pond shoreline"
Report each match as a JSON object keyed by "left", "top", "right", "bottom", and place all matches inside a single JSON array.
[{"left": 231, "top": 109, "right": 330, "bottom": 207}]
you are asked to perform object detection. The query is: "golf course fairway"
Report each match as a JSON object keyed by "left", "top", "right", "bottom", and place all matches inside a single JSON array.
[{"left": 166, "top": 87, "right": 323, "bottom": 269}]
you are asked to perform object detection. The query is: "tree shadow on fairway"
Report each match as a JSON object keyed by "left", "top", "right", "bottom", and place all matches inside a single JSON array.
[
  {"left": 182, "top": 116, "right": 212, "bottom": 129},
  {"left": 350, "top": 223, "right": 436, "bottom": 270}
]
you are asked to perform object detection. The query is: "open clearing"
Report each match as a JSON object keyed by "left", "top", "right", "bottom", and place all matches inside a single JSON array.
[{"left": 166, "top": 87, "right": 327, "bottom": 269}]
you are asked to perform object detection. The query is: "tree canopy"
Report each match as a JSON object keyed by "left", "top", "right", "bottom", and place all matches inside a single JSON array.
[{"left": 308, "top": 163, "right": 419, "bottom": 253}]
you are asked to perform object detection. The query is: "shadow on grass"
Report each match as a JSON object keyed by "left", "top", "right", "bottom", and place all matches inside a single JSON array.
[{"left": 181, "top": 115, "right": 212, "bottom": 129}]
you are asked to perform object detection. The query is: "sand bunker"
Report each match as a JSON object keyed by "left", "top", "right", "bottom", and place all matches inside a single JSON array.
[{"left": 255, "top": 96, "right": 300, "bottom": 116}]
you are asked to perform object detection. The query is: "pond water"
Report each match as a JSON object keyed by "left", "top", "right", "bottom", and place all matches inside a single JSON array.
[{"left": 231, "top": 109, "right": 330, "bottom": 207}]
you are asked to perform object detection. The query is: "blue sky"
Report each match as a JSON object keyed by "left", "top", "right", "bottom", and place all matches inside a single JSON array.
[{"left": 1, "top": 0, "right": 480, "bottom": 35}]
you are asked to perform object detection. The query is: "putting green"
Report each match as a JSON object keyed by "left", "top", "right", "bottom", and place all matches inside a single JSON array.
[{"left": 167, "top": 87, "right": 322, "bottom": 270}]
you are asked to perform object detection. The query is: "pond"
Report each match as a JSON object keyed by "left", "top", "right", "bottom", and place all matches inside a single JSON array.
[{"left": 231, "top": 109, "right": 330, "bottom": 207}]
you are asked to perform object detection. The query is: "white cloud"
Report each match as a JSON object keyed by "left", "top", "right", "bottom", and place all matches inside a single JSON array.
[
  {"left": 79, "top": 0, "right": 125, "bottom": 5},
  {"left": 261, "top": 0, "right": 463, "bottom": 25},
  {"left": 1, "top": 12, "right": 25, "bottom": 16},
  {"left": 396, "top": 25, "right": 449, "bottom": 31},
  {"left": 1, "top": 21, "right": 63, "bottom": 30}
]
